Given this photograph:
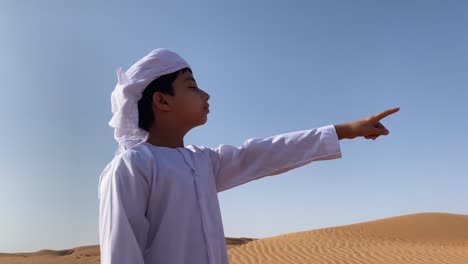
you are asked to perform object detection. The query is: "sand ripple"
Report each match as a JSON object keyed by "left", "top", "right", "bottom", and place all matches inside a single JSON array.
[{"left": 228, "top": 213, "right": 468, "bottom": 264}]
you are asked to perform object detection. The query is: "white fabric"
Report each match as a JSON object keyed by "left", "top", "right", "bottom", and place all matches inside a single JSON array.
[
  {"left": 98, "top": 125, "right": 342, "bottom": 264},
  {"left": 109, "top": 48, "right": 191, "bottom": 156}
]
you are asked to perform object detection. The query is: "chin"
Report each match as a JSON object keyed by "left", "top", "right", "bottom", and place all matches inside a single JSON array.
[{"left": 192, "top": 116, "right": 208, "bottom": 128}]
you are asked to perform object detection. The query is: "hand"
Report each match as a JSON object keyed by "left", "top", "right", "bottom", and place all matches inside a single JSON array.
[{"left": 334, "top": 107, "right": 400, "bottom": 140}]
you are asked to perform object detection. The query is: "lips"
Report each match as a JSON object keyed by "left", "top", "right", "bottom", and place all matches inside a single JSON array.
[{"left": 204, "top": 104, "right": 210, "bottom": 113}]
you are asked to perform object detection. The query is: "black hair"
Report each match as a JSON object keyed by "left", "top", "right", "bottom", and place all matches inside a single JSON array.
[{"left": 138, "top": 67, "right": 192, "bottom": 132}]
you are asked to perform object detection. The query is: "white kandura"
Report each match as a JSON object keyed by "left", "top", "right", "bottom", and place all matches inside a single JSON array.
[{"left": 98, "top": 125, "right": 342, "bottom": 264}]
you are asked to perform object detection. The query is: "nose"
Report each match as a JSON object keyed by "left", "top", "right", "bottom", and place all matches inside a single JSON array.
[{"left": 201, "top": 89, "right": 210, "bottom": 101}]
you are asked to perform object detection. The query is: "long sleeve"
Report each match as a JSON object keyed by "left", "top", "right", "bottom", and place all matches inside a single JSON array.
[
  {"left": 207, "top": 125, "right": 342, "bottom": 192},
  {"left": 99, "top": 149, "right": 153, "bottom": 264}
]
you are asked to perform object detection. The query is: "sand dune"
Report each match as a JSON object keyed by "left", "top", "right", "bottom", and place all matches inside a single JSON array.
[
  {"left": 0, "top": 245, "right": 100, "bottom": 264},
  {"left": 228, "top": 212, "right": 468, "bottom": 264},
  {"left": 1, "top": 213, "right": 467, "bottom": 264}
]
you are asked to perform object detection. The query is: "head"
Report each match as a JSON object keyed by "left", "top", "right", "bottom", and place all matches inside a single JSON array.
[{"left": 138, "top": 67, "right": 210, "bottom": 132}]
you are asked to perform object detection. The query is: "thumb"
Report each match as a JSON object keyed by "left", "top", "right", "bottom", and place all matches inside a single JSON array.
[{"left": 372, "top": 125, "right": 389, "bottom": 136}]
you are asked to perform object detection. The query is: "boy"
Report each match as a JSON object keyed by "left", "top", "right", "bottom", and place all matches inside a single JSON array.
[{"left": 98, "top": 48, "right": 399, "bottom": 264}]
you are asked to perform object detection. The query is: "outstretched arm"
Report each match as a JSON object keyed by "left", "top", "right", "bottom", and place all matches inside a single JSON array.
[
  {"left": 206, "top": 125, "right": 342, "bottom": 192},
  {"left": 334, "top": 107, "right": 400, "bottom": 140}
]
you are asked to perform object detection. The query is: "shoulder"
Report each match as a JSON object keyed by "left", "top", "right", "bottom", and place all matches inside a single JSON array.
[
  {"left": 111, "top": 143, "right": 155, "bottom": 186},
  {"left": 98, "top": 144, "right": 154, "bottom": 199},
  {"left": 101, "top": 143, "right": 155, "bottom": 178},
  {"left": 98, "top": 145, "right": 156, "bottom": 199},
  {"left": 117, "top": 142, "right": 155, "bottom": 169}
]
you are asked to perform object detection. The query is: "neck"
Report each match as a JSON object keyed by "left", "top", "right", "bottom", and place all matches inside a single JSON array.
[{"left": 146, "top": 122, "right": 188, "bottom": 149}]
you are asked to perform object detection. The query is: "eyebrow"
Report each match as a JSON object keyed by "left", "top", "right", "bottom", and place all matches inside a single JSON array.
[{"left": 184, "top": 77, "right": 197, "bottom": 83}]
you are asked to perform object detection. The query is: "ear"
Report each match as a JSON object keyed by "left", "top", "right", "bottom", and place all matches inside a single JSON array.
[{"left": 152, "top": 92, "right": 172, "bottom": 111}]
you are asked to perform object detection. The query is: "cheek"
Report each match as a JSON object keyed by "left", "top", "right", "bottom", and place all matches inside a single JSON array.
[{"left": 178, "top": 95, "right": 200, "bottom": 112}]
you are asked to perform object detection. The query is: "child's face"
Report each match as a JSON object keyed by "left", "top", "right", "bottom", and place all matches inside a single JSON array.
[{"left": 169, "top": 70, "right": 210, "bottom": 128}]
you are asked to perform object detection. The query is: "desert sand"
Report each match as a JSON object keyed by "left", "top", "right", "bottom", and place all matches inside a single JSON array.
[
  {"left": 0, "top": 238, "right": 255, "bottom": 264},
  {"left": 1, "top": 213, "right": 467, "bottom": 264},
  {"left": 228, "top": 212, "right": 468, "bottom": 263}
]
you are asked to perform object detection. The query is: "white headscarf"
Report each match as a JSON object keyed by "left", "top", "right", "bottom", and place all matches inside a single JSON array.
[{"left": 109, "top": 48, "right": 191, "bottom": 156}]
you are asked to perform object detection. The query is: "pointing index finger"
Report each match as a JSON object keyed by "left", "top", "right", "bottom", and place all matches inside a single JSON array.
[{"left": 374, "top": 107, "right": 400, "bottom": 121}]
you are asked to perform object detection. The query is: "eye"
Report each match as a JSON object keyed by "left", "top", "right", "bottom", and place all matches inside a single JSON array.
[{"left": 189, "top": 86, "right": 199, "bottom": 90}]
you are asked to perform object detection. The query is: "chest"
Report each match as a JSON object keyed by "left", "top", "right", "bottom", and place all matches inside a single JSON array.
[{"left": 151, "top": 149, "right": 217, "bottom": 202}]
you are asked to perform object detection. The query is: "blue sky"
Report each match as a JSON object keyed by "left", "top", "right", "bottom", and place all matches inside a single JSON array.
[{"left": 1, "top": 0, "right": 467, "bottom": 253}]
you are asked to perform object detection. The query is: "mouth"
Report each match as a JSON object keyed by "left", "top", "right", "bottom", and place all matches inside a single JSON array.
[{"left": 204, "top": 104, "right": 210, "bottom": 112}]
